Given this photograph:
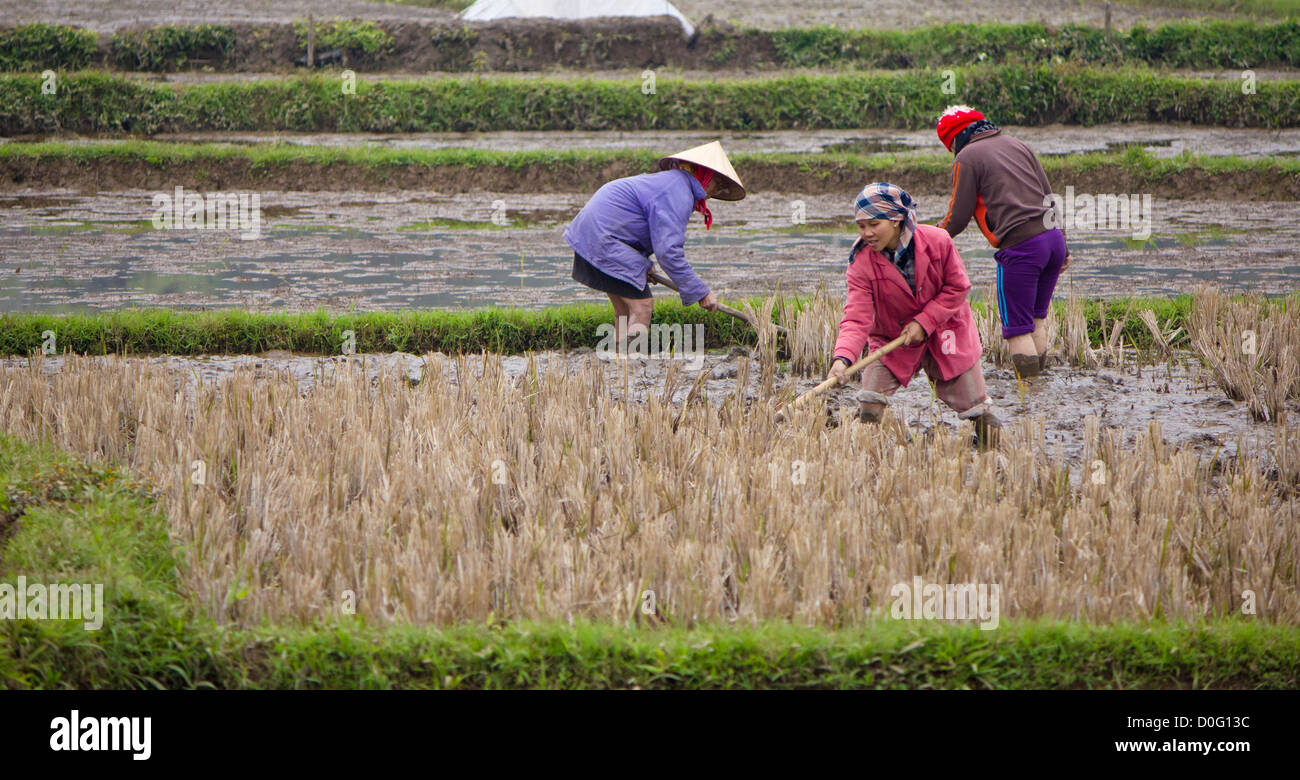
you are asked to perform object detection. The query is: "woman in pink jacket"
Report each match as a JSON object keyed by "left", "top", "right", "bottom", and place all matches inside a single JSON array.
[{"left": 826, "top": 182, "right": 1002, "bottom": 447}]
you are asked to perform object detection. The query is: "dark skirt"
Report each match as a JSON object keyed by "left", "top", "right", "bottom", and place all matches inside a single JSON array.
[{"left": 571, "top": 252, "right": 651, "bottom": 300}]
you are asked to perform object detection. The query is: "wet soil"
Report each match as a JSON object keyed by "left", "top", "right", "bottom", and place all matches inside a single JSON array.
[
  {"left": 13, "top": 124, "right": 1300, "bottom": 158},
  {"left": 1, "top": 189, "right": 1296, "bottom": 312},
  {"left": 3, "top": 348, "right": 1289, "bottom": 467}
]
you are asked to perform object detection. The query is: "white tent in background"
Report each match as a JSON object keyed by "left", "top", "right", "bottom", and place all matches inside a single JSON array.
[{"left": 460, "top": 0, "right": 695, "bottom": 38}]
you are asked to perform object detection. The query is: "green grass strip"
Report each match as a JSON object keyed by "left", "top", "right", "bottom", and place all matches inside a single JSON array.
[
  {"left": 5, "top": 140, "right": 1300, "bottom": 176},
  {"left": 1, "top": 433, "right": 1296, "bottom": 689},
  {"left": 4, "top": 295, "right": 1295, "bottom": 357},
  {"left": 0, "top": 24, "right": 98, "bottom": 72},
  {"left": 2, "top": 67, "right": 1297, "bottom": 134},
  {"left": 3, "top": 143, "right": 1297, "bottom": 200},
  {"left": 768, "top": 20, "right": 1300, "bottom": 69},
  {"left": 0, "top": 301, "right": 755, "bottom": 356}
]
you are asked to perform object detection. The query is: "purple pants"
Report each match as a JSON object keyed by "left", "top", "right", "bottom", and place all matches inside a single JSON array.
[{"left": 994, "top": 228, "right": 1067, "bottom": 339}]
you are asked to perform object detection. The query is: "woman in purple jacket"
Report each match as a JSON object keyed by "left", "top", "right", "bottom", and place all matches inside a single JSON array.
[{"left": 563, "top": 141, "right": 745, "bottom": 343}]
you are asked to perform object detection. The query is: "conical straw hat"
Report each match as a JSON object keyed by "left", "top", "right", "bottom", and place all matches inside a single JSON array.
[{"left": 658, "top": 141, "right": 746, "bottom": 201}]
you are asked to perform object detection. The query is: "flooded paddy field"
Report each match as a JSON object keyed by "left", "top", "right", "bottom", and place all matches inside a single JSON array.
[
  {"left": 1, "top": 188, "right": 1297, "bottom": 312},
  {"left": 11, "top": 124, "right": 1300, "bottom": 158},
  {"left": 4, "top": 346, "right": 1288, "bottom": 467}
]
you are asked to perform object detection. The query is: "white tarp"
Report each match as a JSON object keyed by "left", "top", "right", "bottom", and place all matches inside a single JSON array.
[{"left": 460, "top": 0, "right": 694, "bottom": 38}]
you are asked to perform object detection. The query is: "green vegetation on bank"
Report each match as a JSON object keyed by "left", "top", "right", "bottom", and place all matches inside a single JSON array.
[
  {"left": 3, "top": 142, "right": 1297, "bottom": 200},
  {"left": 3, "top": 20, "right": 1300, "bottom": 72},
  {"left": 0, "top": 300, "right": 756, "bottom": 356},
  {"left": 3, "top": 294, "right": 1290, "bottom": 357},
  {"left": 4, "top": 140, "right": 1297, "bottom": 177},
  {"left": 109, "top": 25, "right": 237, "bottom": 72},
  {"left": 0, "top": 24, "right": 98, "bottom": 72},
  {"left": 767, "top": 20, "right": 1300, "bottom": 68},
  {"left": 1, "top": 433, "right": 1296, "bottom": 689},
  {"left": 2, "top": 68, "right": 1298, "bottom": 134},
  {"left": 292, "top": 20, "right": 394, "bottom": 62}
]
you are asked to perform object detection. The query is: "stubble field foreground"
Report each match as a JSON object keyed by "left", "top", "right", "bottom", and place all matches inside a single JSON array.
[
  {"left": 1, "top": 291, "right": 1299, "bottom": 687},
  {"left": 0, "top": 287, "right": 1297, "bottom": 632}
]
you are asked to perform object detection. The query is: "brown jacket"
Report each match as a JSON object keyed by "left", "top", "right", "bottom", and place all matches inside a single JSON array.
[{"left": 937, "top": 128, "right": 1060, "bottom": 249}]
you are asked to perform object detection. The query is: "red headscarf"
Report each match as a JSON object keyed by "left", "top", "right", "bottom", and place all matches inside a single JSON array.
[{"left": 689, "top": 165, "right": 714, "bottom": 229}]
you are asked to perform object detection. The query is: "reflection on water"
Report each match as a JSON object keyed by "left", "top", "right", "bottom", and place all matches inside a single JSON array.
[
  {"left": 14, "top": 125, "right": 1300, "bottom": 158},
  {"left": 2, "top": 191, "right": 1297, "bottom": 313}
]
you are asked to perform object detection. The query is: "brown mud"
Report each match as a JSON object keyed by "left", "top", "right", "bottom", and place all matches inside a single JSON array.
[
  {"left": 4, "top": 348, "right": 1289, "bottom": 468},
  {"left": 13, "top": 124, "right": 1300, "bottom": 158}
]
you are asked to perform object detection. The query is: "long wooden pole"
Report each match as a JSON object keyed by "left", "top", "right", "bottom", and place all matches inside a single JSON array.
[
  {"left": 785, "top": 334, "right": 907, "bottom": 411},
  {"left": 647, "top": 269, "right": 787, "bottom": 338}
]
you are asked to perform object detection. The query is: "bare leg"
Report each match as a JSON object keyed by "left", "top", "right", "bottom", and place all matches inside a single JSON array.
[
  {"left": 1006, "top": 333, "right": 1036, "bottom": 357},
  {"left": 626, "top": 296, "right": 654, "bottom": 346},
  {"left": 1031, "top": 317, "right": 1049, "bottom": 356},
  {"left": 606, "top": 293, "right": 631, "bottom": 341}
]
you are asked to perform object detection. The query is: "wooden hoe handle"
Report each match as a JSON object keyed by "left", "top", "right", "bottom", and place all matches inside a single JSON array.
[{"left": 788, "top": 335, "right": 908, "bottom": 410}]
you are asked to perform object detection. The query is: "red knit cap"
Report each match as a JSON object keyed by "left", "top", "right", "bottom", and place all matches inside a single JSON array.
[{"left": 936, "top": 105, "right": 985, "bottom": 151}]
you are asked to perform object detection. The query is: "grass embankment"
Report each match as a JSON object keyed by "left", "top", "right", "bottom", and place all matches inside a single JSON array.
[
  {"left": 765, "top": 19, "right": 1300, "bottom": 69},
  {"left": 2, "top": 432, "right": 1296, "bottom": 689},
  {"left": 1, "top": 68, "right": 1297, "bottom": 135},
  {"left": 3, "top": 20, "right": 1300, "bottom": 72},
  {"left": 0, "top": 295, "right": 1276, "bottom": 357},
  {"left": 3, "top": 143, "right": 1297, "bottom": 200}
]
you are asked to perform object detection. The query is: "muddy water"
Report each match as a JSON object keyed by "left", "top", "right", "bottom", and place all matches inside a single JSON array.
[
  {"left": 2, "top": 189, "right": 1298, "bottom": 312},
  {"left": 12, "top": 124, "right": 1300, "bottom": 158},
  {"left": 4, "top": 349, "right": 1289, "bottom": 467}
]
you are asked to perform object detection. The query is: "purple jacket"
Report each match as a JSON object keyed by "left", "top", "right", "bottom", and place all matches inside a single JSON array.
[{"left": 563, "top": 170, "right": 710, "bottom": 305}]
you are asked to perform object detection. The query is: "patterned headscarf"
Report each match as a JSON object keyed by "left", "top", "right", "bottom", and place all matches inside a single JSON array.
[{"left": 853, "top": 182, "right": 917, "bottom": 257}]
